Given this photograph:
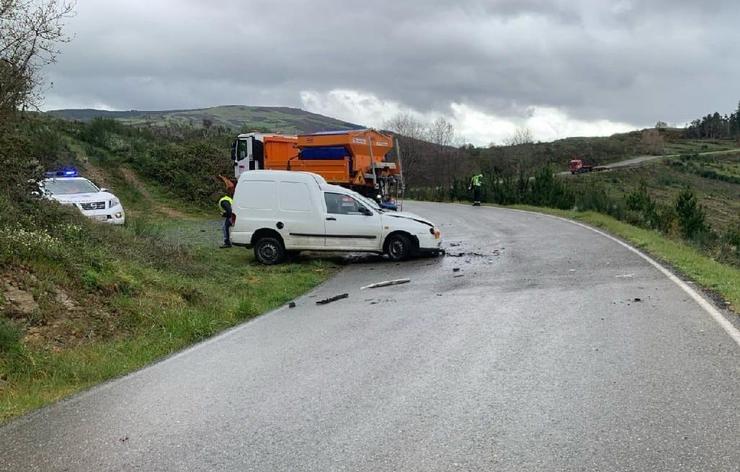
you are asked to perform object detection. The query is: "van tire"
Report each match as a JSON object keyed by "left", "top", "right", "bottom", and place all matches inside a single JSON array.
[
  {"left": 254, "top": 237, "right": 285, "bottom": 265},
  {"left": 385, "top": 233, "right": 412, "bottom": 261}
]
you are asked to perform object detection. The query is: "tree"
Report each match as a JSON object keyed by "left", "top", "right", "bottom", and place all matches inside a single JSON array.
[
  {"left": 426, "top": 117, "right": 456, "bottom": 186},
  {"left": 427, "top": 117, "right": 455, "bottom": 147},
  {"left": 384, "top": 112, "right": 429, "bottom": 186},
  {"left": 503, "top": 127, "right": 534, "bottom": 146},
  {"left": 0, "top": 0, "right": 74, "bottom": 118},
  {"left": 655, "top": 121, "right": 667, "bottom": 129},
  {"left": 384, "top": 112, "right": 427, "bottom": 141},
  {"left": 674, "top": 188, "right": 706, "bottom": 239}
]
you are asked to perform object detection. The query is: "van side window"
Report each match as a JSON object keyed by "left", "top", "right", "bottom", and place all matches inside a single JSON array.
[{"left": 324, "top": 192, "right": 366, "bottom": 215}]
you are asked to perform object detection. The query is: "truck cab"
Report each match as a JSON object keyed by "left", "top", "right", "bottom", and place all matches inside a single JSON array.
[
  {"left": 569, "top": 159, "right": 593, "bottom": 174},
  {"left": 231, "top": 133, "right": 298, "bottom": 178}
]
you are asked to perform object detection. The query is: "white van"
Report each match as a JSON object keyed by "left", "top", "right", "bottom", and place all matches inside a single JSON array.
[{"left": 231, "top": 170, "right": 442, "bottom": 264}]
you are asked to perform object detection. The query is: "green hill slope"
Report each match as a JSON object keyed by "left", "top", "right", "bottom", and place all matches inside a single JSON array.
[{"left": 47, "top": 105, "right": 363, "bottom": 134}]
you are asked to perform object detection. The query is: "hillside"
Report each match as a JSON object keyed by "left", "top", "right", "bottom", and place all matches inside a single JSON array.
[
  {"left": 47, "top": 105, "right": 364, "bottom": 134},
  {"left": 567, "top": 150, "right": 740, "bottom": 232},
  {"left": 0, "top": 114, "right": 336, "bottom": 422}
]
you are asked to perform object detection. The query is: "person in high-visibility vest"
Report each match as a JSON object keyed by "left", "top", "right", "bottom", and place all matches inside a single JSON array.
[
  {"left": 469, "top": 173, "right": 483, "bottom": 206},
  {"left": 218, "top": 192, "right": 234, "bottom": 248}
]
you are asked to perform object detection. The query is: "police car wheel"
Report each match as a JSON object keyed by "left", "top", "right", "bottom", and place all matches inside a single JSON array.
[{"left": 254, "top": 237, "right": 285, "bottom": 265}]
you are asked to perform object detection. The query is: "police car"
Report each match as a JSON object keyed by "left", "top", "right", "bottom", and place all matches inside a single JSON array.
[{"left": 39, "top": 169, "right": 126, "bottom": 225}]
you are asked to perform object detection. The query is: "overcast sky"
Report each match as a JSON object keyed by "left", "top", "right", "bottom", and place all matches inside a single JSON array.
[{"left": 43, "top": 0, "right": 739, "bottom": 145}]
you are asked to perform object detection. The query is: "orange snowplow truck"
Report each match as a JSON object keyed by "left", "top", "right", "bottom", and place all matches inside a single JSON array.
[{"left": 227, "top": 129, "right": 404, "bottom": 202}]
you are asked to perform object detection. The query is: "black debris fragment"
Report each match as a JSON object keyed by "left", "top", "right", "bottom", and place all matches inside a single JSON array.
[
  {"left": 316, "top": 293, "right": 349, "bottom": 305},
  {"left": 288, "top": 301, "right": 296, "bottom": 308}
]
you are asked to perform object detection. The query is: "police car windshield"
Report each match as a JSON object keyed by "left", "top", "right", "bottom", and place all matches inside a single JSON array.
[{"left": 43, "top": 178, "right": 99, "bottom": 195}]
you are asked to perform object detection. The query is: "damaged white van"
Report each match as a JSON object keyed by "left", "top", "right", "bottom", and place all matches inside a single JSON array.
[{"left": 230, "top": 170, "right": 442, "bottom": 264}]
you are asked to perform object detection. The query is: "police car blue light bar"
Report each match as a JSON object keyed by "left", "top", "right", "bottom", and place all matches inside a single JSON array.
[{"left": 44, "top": 167, "right": 78, "bottom": 178}]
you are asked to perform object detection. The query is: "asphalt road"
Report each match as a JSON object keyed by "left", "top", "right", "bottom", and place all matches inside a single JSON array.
[{"left": 2, "top": 202, "right": 739, "bottom": 471}]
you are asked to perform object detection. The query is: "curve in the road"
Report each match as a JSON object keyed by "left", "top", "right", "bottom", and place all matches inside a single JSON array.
[
  {"left": 504, "top": 206, "right": 740, "bottom": 346},
  {"left": 1, "top": 202, "right": 738, "bottom": 472}
]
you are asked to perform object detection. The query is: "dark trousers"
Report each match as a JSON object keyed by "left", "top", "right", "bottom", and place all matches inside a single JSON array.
[
  {"left": 473, "top": 186, "right": 481, "bottom": 202},
  {"left": 223, "top": 218, "right": 232, "bottom": 244}
]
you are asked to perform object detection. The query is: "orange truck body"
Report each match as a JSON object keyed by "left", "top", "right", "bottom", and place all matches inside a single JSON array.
[{"left": 231, "top": 129, "right": 402, "bottom": 196}]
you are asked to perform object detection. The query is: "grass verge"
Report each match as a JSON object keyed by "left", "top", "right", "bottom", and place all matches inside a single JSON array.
[
  {"left": 510, "top": 205, "right": 740, "bottom": 311},
  {"left": 0, "top": 215, "right": 337, "bottom": 423}
]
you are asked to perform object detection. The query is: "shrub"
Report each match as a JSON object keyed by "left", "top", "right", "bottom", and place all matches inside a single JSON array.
[
  {"left": 625, "top": 183, "right": 659, "bottom": 229},
  {"left": 674, "top": 188, "right": 707, "bottom": 240},
  {"left": 0, "top": 318, "right": 22, "bottom": 354},
  {"left": 575, "top": 185, "right": 611, "bottom": 213}
]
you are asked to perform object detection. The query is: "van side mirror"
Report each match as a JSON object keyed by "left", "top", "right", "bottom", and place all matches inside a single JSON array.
[
  {"left": 359, "top": 206, "right": 372, "bottom": 216},
  {"left": 100, "top": 187, "right": 109, "bottom": 192}
]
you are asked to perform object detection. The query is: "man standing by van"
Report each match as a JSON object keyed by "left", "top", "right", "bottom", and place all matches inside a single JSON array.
[
  {"left": 469, "top": 173, "right": 483, "bottom": 206},
  {"left": 219, "top": 191, "right": 234, "bottom": 248}
]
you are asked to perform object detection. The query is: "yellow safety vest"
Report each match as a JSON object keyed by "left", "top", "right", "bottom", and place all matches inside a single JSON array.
[{"left": 218, "top": 195, "right": 233, "bottom": 211}]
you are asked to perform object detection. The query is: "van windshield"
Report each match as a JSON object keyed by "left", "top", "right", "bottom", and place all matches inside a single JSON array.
[{"left": 352, "top": 192, "right": 382, "bottom": 212}]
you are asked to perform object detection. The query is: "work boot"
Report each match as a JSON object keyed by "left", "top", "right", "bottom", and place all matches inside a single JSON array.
[{"left": 219, "top": 243, "right": 232, "bottom": 249}]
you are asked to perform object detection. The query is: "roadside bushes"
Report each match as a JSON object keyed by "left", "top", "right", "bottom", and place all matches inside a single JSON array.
[
  {"left": 407, "top": 167, "right": 737, "bottom": 266},
  {"left": 675, "top": 188, "right": 707, "bottom": 239},
  {"left": 415, "top": 166, "right": 578, "bottom": 210},
  {"left": 0, "top": 318, "right": 22, "bottom": 355},
  {"left": 133, "top": 141, "right": 230, "bottom": 203}
]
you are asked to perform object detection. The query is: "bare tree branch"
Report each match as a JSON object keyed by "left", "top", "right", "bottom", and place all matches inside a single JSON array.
[{"left": 1, "top": 0, "right": 74, "bottom": 116}]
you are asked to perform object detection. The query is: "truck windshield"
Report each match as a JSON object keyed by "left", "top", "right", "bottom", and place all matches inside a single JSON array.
[
  {"left": 235, "top": 138, "right": 248, "bottom": 161},
  {"left": 43, "top": 178, "right": 99, "bottom": 195}
]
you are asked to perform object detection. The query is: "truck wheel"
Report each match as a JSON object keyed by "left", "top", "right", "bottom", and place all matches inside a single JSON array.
[
  {"left": 385, "top": 233, "right": 412, "bottom": 261},
  {"left": 254, "top": 237, "right": 285, "bottom": 265}
]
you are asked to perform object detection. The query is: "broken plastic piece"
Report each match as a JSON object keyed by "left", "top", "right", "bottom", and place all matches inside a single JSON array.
[
  {"left": 360, "top": 279, "right": 411, "bottom": 290},
  {"left": 316, "top": 293, "right": 349, "bottom": 305}
]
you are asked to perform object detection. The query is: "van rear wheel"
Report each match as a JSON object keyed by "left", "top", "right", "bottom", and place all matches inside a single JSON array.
[
  {"left": 254, "top": 237, "right": 285, "bottom": 265},
  {"left": 385, "top": 233, "right": 412, "bottom": 262}
]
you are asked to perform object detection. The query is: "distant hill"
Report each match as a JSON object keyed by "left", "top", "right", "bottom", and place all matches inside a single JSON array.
[{"left": 46, "top": 105, "right": 364, "bottom": 134}]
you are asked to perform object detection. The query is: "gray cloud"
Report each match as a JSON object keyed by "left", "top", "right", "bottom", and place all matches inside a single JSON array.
[{"left": 44, "top": 0, "right": 739, "bottom": 130}]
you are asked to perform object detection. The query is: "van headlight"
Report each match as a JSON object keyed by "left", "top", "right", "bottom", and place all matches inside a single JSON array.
[{"left": 109, "top": 198, "right": 120, "bottom": 208}]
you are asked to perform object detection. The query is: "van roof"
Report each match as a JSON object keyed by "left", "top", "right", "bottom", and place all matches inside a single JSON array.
[{"left": 237, "top": 170, "right": 327, "bottom": 186}]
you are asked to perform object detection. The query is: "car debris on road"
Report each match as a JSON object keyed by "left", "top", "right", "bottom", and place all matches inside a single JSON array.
[
  {"left": 360, "top": 279, "right": 411, "bottom": 290},
  {"left": 316, "top": 293, "right": 349, "bottom": 305}
]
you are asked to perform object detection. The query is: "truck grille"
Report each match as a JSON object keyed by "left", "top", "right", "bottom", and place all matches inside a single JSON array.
[{"left": 79, "top": 202, "right": 106, "bottom": 210}]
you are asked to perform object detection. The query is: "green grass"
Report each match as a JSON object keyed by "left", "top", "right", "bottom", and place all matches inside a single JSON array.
[
  {"left": 568, "top": 151, "right": 740, "bottom": 232},
  {"left": 510, "top": 205, "right": 740, "bottom": 310},
  {"left": 0, "top": 215, "right": 337, "bottom": 423}
]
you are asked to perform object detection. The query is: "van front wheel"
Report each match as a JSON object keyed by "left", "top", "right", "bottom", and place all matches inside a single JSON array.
[
  {"left": 385, "top": 233, "right": 412, "bottom": 261},
  {"left": 254, "top": 237, "right": 285, "bottom": 265}
]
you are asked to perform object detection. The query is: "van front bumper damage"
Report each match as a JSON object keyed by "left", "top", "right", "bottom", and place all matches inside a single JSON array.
[{"left": 415, "top": 229, "right": 443, "bottom": 255}]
